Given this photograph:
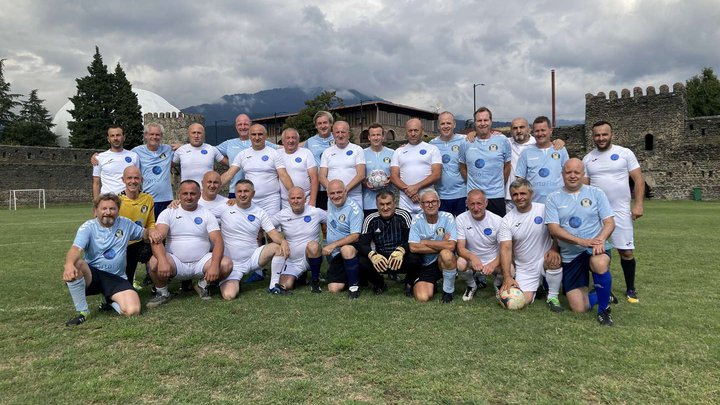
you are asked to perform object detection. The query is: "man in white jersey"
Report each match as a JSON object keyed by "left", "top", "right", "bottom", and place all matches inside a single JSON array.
[
  {"left": 172, "top": 123, "right": 226, "bottom": 186},
  {"left": 409, "top": 189, "right": 458, "bottom": 303},
  {"left": 498, "top": 179, "right": 564, "bottom": 311},
  {"left": 324, "top": 180, "right": 364, "bottom": 299},
  {"left": 583, "top": 121, "right": 645, "bottom": 303},
  {"left": 146, "top": 180, "right": 233, "bottom": 308},
  {"left": 319, "top": 120, "right": 366, "bottom": 210},
  {"left": 302, "top": 110, "right": 335, "bottom": 210},
  {"left": 63, "top": 193, "right": 158, "bottom": 326},
  {"left": 198, "top": 171, "right": 231, "bottom": 220},
  {"left": 220, "top": 124, "right": 293, "bottom": 217},
  {"left": 390, "top": 118, "right": 442, "bottom": 215},
  {"left": 455, "top": 190, "right": 503, "bottom": 302},
  {"left": 279, "top": 127, "right": 318, "bottom": 208},
  {"left": 219, "top": 180, "right": 290, "bottom": 299},
  {"left": 92, "top": 126, "right": 139, "bottom": 198},
  {"left": 273, "top": 187, "right": 327, "bottom": 293}
]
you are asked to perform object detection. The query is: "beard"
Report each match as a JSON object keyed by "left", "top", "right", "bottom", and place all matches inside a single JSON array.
[{"left": 100, "top": 216, "right": 116, "bottom": 226}]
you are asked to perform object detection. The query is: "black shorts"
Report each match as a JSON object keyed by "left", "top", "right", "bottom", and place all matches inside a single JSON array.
[
  {"left": 316, "top": 190, "right": 328, "bottom": 211},
  {"left": 440, "top": 197, "right": 467, "bottom": 218},
  {"left": 326, "top": 254, "right": 348, "bottom": 284},
  {"left": 408, "top": 261, "right": 442, "bottom": 285},
  {"left": 562, "top": 250, "right": 610, "bottom": 292},
  {"left": 86, "top": 266, "right": 135, "bottom": 301},
  {"left": 486, "top": 197, "right": 506, "bottom": 217}
]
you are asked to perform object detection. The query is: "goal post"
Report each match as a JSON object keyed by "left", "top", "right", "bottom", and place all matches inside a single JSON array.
[{"left": 8, "top": 189, "right": 46, "bottom": 210}]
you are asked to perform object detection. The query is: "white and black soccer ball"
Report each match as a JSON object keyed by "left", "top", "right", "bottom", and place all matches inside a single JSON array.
[
  {"left": 368, "top": 169, "right": 388, "bottom": 189},
  {"left": 497, "top": 287, "right": 527, "bottom": 310}
]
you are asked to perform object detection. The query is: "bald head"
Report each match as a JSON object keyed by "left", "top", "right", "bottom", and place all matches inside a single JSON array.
[
  {"left": 202, "top": 171, "right": 222, "bottom": 199},
  {"left": 562, "top": 158, "right": 585, "bottom": 192},
  {"left": 510, "top": 117, "right": 531, "bottom": 144},
  {"left": 122, "top": 165, "right": 142, "bottom": 195},
  {"left": 188, "top": 123, "right": 205, "bottom": 146},
  {"left": 235, "top": 114, "right": 252, "bottom": 139}
]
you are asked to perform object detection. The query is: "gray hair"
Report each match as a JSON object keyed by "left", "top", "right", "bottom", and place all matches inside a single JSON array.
[{"left": 144, "top": 122, "right": 164, "bottom": 134}]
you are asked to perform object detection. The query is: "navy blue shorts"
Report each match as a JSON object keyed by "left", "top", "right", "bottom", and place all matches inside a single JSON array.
[
  {"left": 154, "top": 200, "right": 171, "bottom": 221},
  {"left": 408, "top": 261, "right": 442, "bottom": 285},
  {"left": 562, "top": 250, "right": 610, "bottom": 292},
  {"left": 440, "top": 197, "right": 467, "bottom": 217},
  {"left": 86, "top": 266, "right": 134, "bottom": 301}
]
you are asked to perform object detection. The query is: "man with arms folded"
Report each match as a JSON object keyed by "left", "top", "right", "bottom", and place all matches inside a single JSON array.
[
  {"left": 390, "top": 118, "right": 442, "bottom": 215},
  {"left": 408, "top": 189, "right": 458, "bottom": 303},
  {"left": 273, "top": 186, "right": 327, "bottom": 293},
  {"left": 63, "top": 193, "right": 159, "bottom": 326},
  {"left": 583, "top": 120, "right": 644, "bottom": 303},
  {"left": 279, "top": 127, "right": 318, "bottom": 209},
  {"left": 454, "top": 189, "right": 503, "bottom": 302},
  {"left": 146, "top": 180, "right": 233, "bottom": 307},
  {"left": 324, "top": 180, "right": 364, "bottom": 299},
  {"left": 498, "top": 179, "right": 564, "bottom": 312},
  {"left": 545, "top": 159, "right": 616, "bottom": 326},
  {"left": 219, "top": 180, "right": 290, "bottom": 298}
]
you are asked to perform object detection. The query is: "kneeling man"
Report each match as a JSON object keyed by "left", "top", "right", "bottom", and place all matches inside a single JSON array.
[{"left": 324, "top": 180, "right": 364, "bottom": 299}]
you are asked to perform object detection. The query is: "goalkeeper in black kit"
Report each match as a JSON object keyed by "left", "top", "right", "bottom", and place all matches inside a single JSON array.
[{"left": 357, "top": 190, "right": 422, "bottom": 296}]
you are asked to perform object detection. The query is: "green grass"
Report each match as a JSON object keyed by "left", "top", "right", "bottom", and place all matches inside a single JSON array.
[{"left": 0, "top": 201, "right": 718, "bottom": 403}]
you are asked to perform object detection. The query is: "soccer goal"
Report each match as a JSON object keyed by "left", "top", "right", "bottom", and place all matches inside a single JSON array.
[{"left": 8, "top": 189, "right": 46, "bottom": 210}]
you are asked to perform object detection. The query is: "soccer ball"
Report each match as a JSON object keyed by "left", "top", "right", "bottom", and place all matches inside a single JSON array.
[
  {"left": 497, "top": 287, "right": 527, "bottom": 310},
  {"left": 368, "top": 169, "right": 388, "bottom": 189}
]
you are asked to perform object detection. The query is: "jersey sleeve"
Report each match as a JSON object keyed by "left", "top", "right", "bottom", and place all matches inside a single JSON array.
[
  {"left": 260, "top": 211, "right": 276, "bottom": 233},
  {"left": 92, "top": 161, "right": 101, "bottom": 177},
  {"left": 304, "top": 150, "right": 317, "bottom": 169},
  {"left": 625, "top": 149, "right": 641, "bottom": 171},
  {"left": 560, "top": 148, "right": 569, "bottom": 165},
  {"left": 445, "top": 215, "right": 457, "bottom": 241},
  {"left": 497, "top": 217, "right": 512, "bottom": 242},
  {"left": 156, "top": 208, "right": 172, "bottom": 226},
  {"left": 172, "top": 148, "right": 181, "bottom": 163},
  {"left": 317, "top": 208, "right": 327, "bottom": 224},
  {"left": 230, "top": 152, "right": 244, "bottom": 169},
  {"left": 354, "top": 146, "right": 366, "bottom": 165},
  {"left": 217, "top": 140, "right": 228, "bottom": 156},
  {"left": 349, "top": 204, "right": 363, "bottom": 233},
  {"left": 503, "top": 138, "right": 512, "bottom": 162},
  {"left": 272, "top": 150, "right": 285, "bottom": 169},
  {"left": 127, "top": 219, "right": 145, "bottom": 241},
  {"left": 455, "top": 215, "right": 467, "bottom": 240},
  {"left": 319, "top": 149, "right": 330, "bottom": 169},
  {"left": 458, "top": 143, "right": 467, "bottom": 164},
  {"left": 515, "top": 150, "right": 528, "bottom": 178},
  {"left": 595, "top": 188, "right": 615, "bottom": 220},
  {"left": 408, "top": 220, "right": 421, "bottom": 243},
  {"left": 390, "top": 149, "right": 400, "bottom": 168},
  {"left": 544, "top": 194, "right": 560, "bottom": 224},
  {"left": 72, "top": 222, "right": 92, "bottom": 250},
  {"left": 430, "top": 146, "right": 442, "bottom": 164},
  {"left": 205, "top": 212, "right": 220, "bottom": 233}
]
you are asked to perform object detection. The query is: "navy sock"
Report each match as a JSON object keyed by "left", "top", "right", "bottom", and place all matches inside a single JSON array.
[
  {"left": 308, "top": 257, "right": 323, "bottom": 281},
  {"left": 588, "top": 290, "right": 598, "bottom": 310},
  {"left": 344, "top": 257, "right": 360, "bottom": 287},
  {"left": 592, "top": 271, "right": 612, "bottom": 313},
  {"left": 621, "top": 258, "right": 636, "bottom": 291}
]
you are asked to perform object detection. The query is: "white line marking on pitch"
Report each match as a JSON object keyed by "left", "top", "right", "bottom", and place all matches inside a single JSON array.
[
  {"left": 0, "top": 239, "right": 71, "bottom": 247},
  {"left": 0, "top": 305, "right": 58, "bottom": 312}
]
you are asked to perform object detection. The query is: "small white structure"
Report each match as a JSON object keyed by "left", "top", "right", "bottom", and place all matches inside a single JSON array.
[{"left": 52, "top": 88, "right": 180, "bottom": 147}]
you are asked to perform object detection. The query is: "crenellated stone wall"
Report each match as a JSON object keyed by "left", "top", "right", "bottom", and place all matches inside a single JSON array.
[{"left": 142, "top": 112, "right": 204, "bottom": 145}]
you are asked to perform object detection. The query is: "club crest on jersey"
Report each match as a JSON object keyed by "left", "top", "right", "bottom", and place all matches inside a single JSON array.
[
  {"left": 125, "top": 156, "right": 132, "bottom": 163},
  {"left": 141, "top": 205, "right": 148, "bottom": 213},
  {"left": 552, "top": 152, "right": 560, "bottom": 160},
  {"left": 436, "top": 227, "right": 445, "bottom": 236},
  {"left": 346, "top": 150, "right": 353, "bottom": 156},
  {"left": 419, "top": 149, "right": 427, "bottom": 155},
  {"left": 539, "top": 168, "right": 550, "bottom": 177},
  {"left": 483, "top": 228, "right": 493, "bottom": 235},
  {"left": 383, "top": 157, "right": 391, "bottom": 163},
  {"left": 304, "top": 216, "right": 312, "bottom": 222},
  {"left": 581, "top": 198, "right": 592, "bottom": 207},
  {"left": 194, "top": 217, "right": 203, "bottom": 224},
  {"left": 451, "top": 145, "right": 460, "bottom": 152},
  {"left": 534, "top": 216, "right": 543, "bottom": 224},
  {"left": 569, "top": 216, "right": 582, "bottom": 228},
  {"left": 103, "top": 248, "right": 116, "bottom": 259},
  {"left": 152, "top": 166, "right": 162, "bottom": 175},
  {"left": 339, "top": 214, "right": 346, "bottom": 223},
  {"left": 329, "top": 140, "right": 335, "bottom": 146},
  {"left": 489, "top": 144, "right": 498, "bottom": 151},
  {"left": 247, "top": 214, "right": 256, "bottom": 222},
  {"left": 295, "top": 157, "right": 302, "bottom": 163},
  {"left": 442, "top": 154, "right": 451, "bottom": 163},
  {"left": 611, "top": 154, "right": 619, "bottom": 161},
  {"left": 201, "top": 150, "right": 208, "bottom": 155},
  {"left": 474, "top": 159, "right": 485, "bottom": 169},
  {"left": 115, "top": 229, "right": 124, "bottom": 238},
  {"left": 159, "top": 153, "right": 167, "bottom": 159},
  {"left": 262, "top": 155, "right": 269, "bottom": 161}
]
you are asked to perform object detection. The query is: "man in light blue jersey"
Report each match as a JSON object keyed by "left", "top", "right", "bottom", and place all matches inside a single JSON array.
[
  {"left": 303, "top": 110, "right": 335, "bottom": 210},
  {"left": 216, "top": 113, "right": 277, "bottom": 196},
  {"left": 362, "top": 122, "right": 394, "bottom": 217},
  {"left": 323, "top": 179, "right": 364, "bottom": 299},
  {"left": 63, "top": 193, "right": 160, "bottom": 326},
  {"left": 516, "top": 116, "right": 569, "bottom": 204},
  {"left": 132, "top": 122, "right": 175, "bottom": 217},
  {"left": 545, "top": 159, "right": 616, "bottom": 326},
  {"left": 459, "top": 107, "right": 511, "bottom": 217},
  {"left": 408, "top": 189, "right": 458, "bottom": 303},
  {"left": 429, "top": 111, "right": 467, "bottom": 217}
]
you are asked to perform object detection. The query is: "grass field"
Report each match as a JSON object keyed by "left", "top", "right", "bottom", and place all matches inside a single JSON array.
[{"left": 0, "top": 200, "right": 719, "bottom": 404}]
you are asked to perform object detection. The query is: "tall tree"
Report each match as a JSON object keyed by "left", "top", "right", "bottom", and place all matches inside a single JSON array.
[
  {"left": 111, "top": 63, "right": 143, "bottom": 147},
  {"left": 67, "top": 47, "right": 143, "bottom": 149},
  {"left": 686, "top": 67, "right": 720, "bottom": 117},
  {"left": 0, "top": 59, "right": 22, "bottom": 132},
  {"left": 1, "top": 89, "right": 58, "bottom": 146},
  {"left": 284, "top": 90, "right": 344, "bottom": 139},
  {"left": 20, "top": 89, "right": 54, "bottom": 128}
]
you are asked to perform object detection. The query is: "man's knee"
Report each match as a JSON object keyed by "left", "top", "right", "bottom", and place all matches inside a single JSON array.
[
  {"left": 438, "top": 249, "right": 456, "bottom": 269},
  {"left": 327, "top": 283, "right": 344, "bottom": 293},
  {"left": 456, "top": 257, "right": 468, "bottom": 272},
  {"left": 340, "top": 245, "right": 357, "bottom": 260},
  {"left": 220, "top": 283, "right": 239, "bottom": 300},
  {"left": 220, "top": 257, "right": 233, "bottom": 276},
  {"left": 306, "top": 241, "right": 321, "bottom": 257},
  {"left": 589, "top": 254, "right": 610, "bottom": 274},
  {"left": 618, "top": 249, "right": 634, "bottom": 261}
]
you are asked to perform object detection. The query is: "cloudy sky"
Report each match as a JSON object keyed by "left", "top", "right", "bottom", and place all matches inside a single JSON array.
[{"left": 1, "top": 0, "right": 718, "bottom": 122}]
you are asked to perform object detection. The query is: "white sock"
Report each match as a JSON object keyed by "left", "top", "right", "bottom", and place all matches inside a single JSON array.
[
  {"left": 197, "top": 278, "right": 208, "bottom": 289},
  {"left": 156, "top": 286, "right": 170, "bottom": 297},
  {"left": 458, "top": 270, "right": 476, "bottom": 288},
  {"left": 545, "top": 268, "right": 562, "bottom": 300},
  {"left": 269, "top": 256, "right": 285, "bottom": 288},
  {"left": 110, "top": 301, "right": 122, "bottom": 315}
]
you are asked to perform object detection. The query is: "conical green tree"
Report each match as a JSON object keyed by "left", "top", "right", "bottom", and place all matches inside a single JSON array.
[
  {"left": 20, "top": 89, "right": 54, "bottom": 129},
  {"left": 687, "top": 67, "right": 720, "bottom": 117},
  {"left": 111, "top": 63, "right": 143, "bottom": 148},
  {"left": 0, "top": 58, "right": 22, "bottom": 132},
  {"left": 1, "top": 89, "right": 58, "bottom": 146}
]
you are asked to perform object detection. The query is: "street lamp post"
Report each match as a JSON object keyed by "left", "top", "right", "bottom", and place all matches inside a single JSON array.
[
  {"left": 472, "top": 83, "right": 485, "bottom": 118},
  {"left": 214, "top": 119, "right": 227, "bottom": 145}
]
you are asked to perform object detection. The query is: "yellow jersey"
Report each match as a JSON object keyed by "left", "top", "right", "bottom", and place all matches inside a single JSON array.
[{"left": 119, "top": 191, "right": 155, "bottom": 244}]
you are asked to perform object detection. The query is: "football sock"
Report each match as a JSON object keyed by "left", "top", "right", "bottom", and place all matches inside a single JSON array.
[
  {"left": 588, "top": 290, "right": 598, "bottom": 310},
  {"left": 66, "top": 278, "right": 89, "bottom": 314},
  {"left": 592, "top": 271, "right": 612, "bottom": 313},
  {"left": 545, "top": 268, "right": 562, "bottom": 300},
  {"left": 269, "top": 256, "right": 285, "bottom": 289},
  {"left": 156, "top": 286, "right": 170, "bottom": 297},
  {"left": 308, "top": 257, "right": 322, "bottom": 281},
  {"left": 344, "top": 257, "right": 360, "bottom": 287},
  {"left": 621, "top": 258, "right": 636, "bottom": 291},
  {"left": 110, "top": 301, "right": 122, "bottom": 315},
  {"left": 442, "top": 269, "right": 457, "bottom": 294},
  {"left": 458, "top": 270, "right": 476, "bottom": 288},
  {"left": 197, "top": 279, "right": 208, "bottom": 289}
]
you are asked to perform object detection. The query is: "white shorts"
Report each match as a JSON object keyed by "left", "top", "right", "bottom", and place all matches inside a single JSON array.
[
  {"left": 610, "top": 210, "right": 634, "bottom": 250},
  {"left": 170, "top": 252, "right": 212, "bottom": 281},
  {"left": 514, "top": 258, "right": 544, "bottom": 293},
  {"left": 282, "top": 257, "right": 309, "bottom": 278},
  {"left": 256, "top": 196, "right": 281, "bottom": 218},
  {"left": 222, "top": 246, "right": 265, "bottom": 284}
]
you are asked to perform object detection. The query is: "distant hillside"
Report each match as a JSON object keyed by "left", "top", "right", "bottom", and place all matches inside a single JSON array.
[{"left": 181, "top": 87, "right": 384, "bottom": 124}]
